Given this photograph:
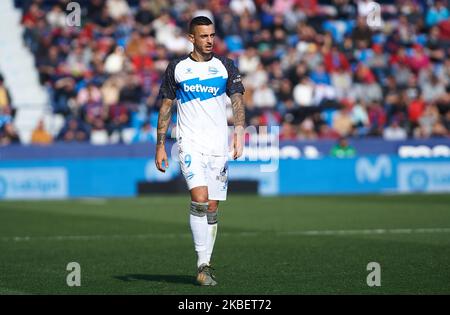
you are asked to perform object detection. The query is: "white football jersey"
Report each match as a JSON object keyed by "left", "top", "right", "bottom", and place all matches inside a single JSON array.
[{"left": 159, "top": 53, "right": 245, "bottom": 156}]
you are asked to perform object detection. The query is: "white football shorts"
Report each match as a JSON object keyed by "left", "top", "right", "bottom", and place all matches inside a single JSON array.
[{"left": 178, "top": 146, "right": 229, "bottom": 201}]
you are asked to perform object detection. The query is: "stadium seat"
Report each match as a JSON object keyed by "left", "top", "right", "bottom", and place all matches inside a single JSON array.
[
  {"left": 121, "top": 127, "right": 136, "bottom": 144},
  {"left": 109, "top": 130, "right": 121, "bottom": 144},
  {"left": 90, "top": 130, "right": 109, "bottom": 145},
  {"left": 13, "top": 107, "right": 46, "bottom": 144},
  {"left": 43, "top": 113, "right": 65, "bottom": 137}
]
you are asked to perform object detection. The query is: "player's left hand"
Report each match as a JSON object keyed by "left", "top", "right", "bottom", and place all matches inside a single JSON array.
[
  {"left": 155, "top": 146, "right": 169, "bottom": 172},
  {"left": 233, "top": 131, "right": 243, "bottom": 160}
]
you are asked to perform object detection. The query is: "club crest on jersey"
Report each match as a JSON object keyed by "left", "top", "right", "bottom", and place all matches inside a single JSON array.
[
  {"left": 185, "top": 68, "right": 192, "bottom": 74},
  {"left": 208, "top": 66, "right": 218, "bottom": 75}
]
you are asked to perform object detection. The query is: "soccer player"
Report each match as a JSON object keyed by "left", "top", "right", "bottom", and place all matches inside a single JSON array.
[{"left": 155, "top": 16, "right": 245, "bottom": 286}]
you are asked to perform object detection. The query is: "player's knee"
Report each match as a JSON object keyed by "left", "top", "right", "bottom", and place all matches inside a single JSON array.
[
  {"left": 208, "top": 200, "right": 219, "bottom": 211},
  {"left": 190, "top": 201, "right": 208, "bottom": 217},
  {"left": 190, "top": 187, "right": 208, "bottom": 203},
  {"left": 192, "top": 196, "right": 208, "bottom": 203}
]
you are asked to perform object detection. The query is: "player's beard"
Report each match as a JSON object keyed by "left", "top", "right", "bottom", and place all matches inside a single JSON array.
[
  {"left": 193, "top": 43, "right": 213, "bottom": 59},
  {"left": 203, "top": 42, "right": 213, "bottom": 54}
]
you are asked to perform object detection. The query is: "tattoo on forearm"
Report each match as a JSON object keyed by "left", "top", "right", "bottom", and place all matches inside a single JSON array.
[
  {"left": 157, "top": 133, "right": 166, "bottom": 146},
  {"left": 230, "top": 93, "right": 245, "bottom": 127},
  {"left": 156, "top": 99, "right": 173, "bottom": 146}
]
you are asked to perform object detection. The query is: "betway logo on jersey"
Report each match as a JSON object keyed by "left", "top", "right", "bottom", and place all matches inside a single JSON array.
[
  {"left": 183, "top": 84, "right": 220, "bottom": 96},
  {"left": 177, "top": 76, "right": 226, "bottom": 104}
]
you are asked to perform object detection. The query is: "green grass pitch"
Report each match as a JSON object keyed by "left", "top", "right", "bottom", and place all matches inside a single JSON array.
[{"left": 1, "top": 194, "right": 449, "bottom": 294}]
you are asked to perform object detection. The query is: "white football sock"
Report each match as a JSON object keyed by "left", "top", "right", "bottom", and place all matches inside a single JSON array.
[
  {"left": 189, "top": 201, "right": 209, "bottom": 268},
  {"left": 206, "top": 209, "right": 218, "bottom": 265}
]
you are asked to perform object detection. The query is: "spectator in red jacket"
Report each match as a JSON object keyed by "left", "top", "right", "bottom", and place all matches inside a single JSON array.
[
  {"left": 438, "top": 17, "right": 450, "bottom": 41},
  {"left": 409, "top": 44, "right": 431, "bottom": 74},
  {"left": 408, "top": 94, "right": 426, "bottom": 125},
  {"left": 324, "top": 46, "right": 351, "bottom": 73}
]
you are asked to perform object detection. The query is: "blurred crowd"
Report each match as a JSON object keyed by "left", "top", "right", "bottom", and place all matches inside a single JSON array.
[
  {"left": 0, "top": 73, "right": 19, "bottom": 145},
  {"left": 2, "top": 0, "right": 450, "bottom": 146}
]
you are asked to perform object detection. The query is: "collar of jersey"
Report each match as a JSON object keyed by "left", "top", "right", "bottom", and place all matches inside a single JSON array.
[{"left": 189, "top": 52, "right": 214, "bottom": 62}]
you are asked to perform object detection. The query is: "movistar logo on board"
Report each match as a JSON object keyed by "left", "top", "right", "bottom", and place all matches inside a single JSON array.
[{"left": 177, "top": 76, "right": 226, "bottom": 104}]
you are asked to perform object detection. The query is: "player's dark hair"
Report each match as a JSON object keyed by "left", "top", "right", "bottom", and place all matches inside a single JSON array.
[{"left": 189, "top": 16, "right": 213, "bottom": 34}]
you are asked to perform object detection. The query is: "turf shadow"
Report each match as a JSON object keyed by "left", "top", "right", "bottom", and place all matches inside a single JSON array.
[{"left": 114, "top": 274, "right": 195, "bottom": 285}]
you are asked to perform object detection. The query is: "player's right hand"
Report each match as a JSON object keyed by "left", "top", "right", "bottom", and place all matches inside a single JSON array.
[{"left": 155, "top": 146, "right": 169, "bottom": 172}]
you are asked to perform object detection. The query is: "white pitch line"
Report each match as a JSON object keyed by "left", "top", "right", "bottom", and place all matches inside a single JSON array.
[
  {"left": 0, "top": 286, "right": 28, "bottom": 295},
  {"left": 1, "top": 234, "right": 192, "bottom": 242},
  {"left": 277, "top": 227, "right": 450, "bottom": 236},
  {"left": 2, "top": 228, "right": 450, "bottom": 242}
]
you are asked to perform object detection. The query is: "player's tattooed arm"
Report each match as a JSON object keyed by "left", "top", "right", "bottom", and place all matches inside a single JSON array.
[
  {"left": 156, "top": 98, "right": 173, "bottom": 147},
  {"left": 230, "top": 93, "right": 245, "bottom": 128},
  {"left": 230, "top": 93, "right": 245, "bottom": 160},
  {"left": 155, "top": 98, "right": 172, "bottom": 172}
]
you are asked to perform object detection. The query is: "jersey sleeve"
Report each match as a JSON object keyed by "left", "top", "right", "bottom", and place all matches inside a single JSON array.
[
  {"left": 158, "top": 60, "right": 177, "bottom": 100},
  {"left": 224, "top": 58, "right": 245, "bottom": 97}
]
